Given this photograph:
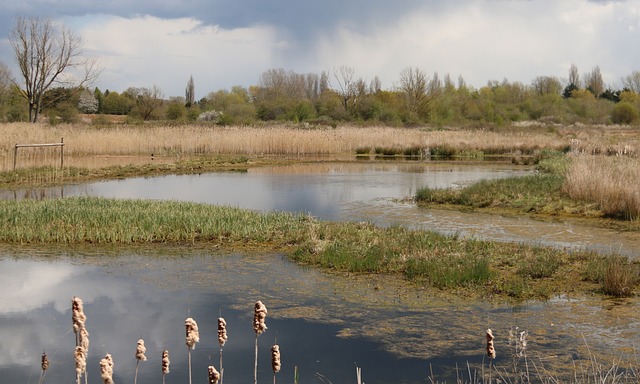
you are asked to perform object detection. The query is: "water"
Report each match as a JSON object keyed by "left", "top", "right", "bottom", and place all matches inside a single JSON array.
[{"left": 2, "top": 161, "right": 640, "bottom": 383}]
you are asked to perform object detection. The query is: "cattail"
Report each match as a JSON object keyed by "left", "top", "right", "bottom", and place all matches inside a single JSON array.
[
  {"left": 253, "top": 301, "right": 268, "bottom": 335},
  {"left": 79, "top": 327, "right": 90, "bottom": 353},
  {"left": 208, "top": 365, "right": 221, "bottom": 384},
  {"left": 99, "top": 353, "right": 114, "bottom": 384},
  {"left": 134, "top": 339, "right": 147, "bottom": 384},
  {"left": 271, "top": 344, "right": 281, "bottom": 373},
  {"left": 72, "top": 297, "right": 87, "bottom": 345},
  {"left": 161, "top": 349, "right": 170, "bottom": 375},
  {"left": 486, "top": 328, "right": 496, "bottom": 359},
  {"left": 41, "top": 352, "right": 49, "bottom": 371},
  {"left": 74, "top": 346, "right": 87, "bottom": 381},
  {"left": 185, "top": 317, "right": 200, "bottom": 349},
  {"left": 136, "top": 339, "right": 147, "bottom": 361},
  {"left": 218, "top": 317, "right": 228, "bottom": 346}
]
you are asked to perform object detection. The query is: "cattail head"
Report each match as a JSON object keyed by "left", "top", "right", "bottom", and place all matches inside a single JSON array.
[
  {"left": 218, "top": 317, "right": 228, "bottom": 346},
  {"left": 486, "top": 328, "right": 496, "bottom": 359},
  {"left": 161, "top": 349, "right": 170, "bottom": 375},
  {"left": 136, "top": 338, "right": 147, "bottom": 361},
  {"left": 100, "top": 353, "right": 114, "bottom": 384},
  {"left": 185, "top": 317, "right": 200, "bottom": 350},
  {"left": 271, "top": 344, "right": 281, "bottom": 373},
  {"left": 72, "top": 296, "right": 86, "bottom": 333},
  {"left": 41, "top": 352, "right": 49, "bottom": 372},
  {"left": 208, "top": 365, "right": 220, "bottom": 384},
  {"left": 253, "top": 301, "right": 268, "bottom": 335},
  {"left": 74, "top": 346, "right": 87, "bottom": 376}
]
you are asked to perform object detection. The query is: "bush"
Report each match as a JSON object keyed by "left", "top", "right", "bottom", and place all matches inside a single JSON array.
[
  {"left": 197, "top": 110, "right": 223, "bottom": 123},
  {"left": 610, "top": 102, "right": 639, "bottom": 124}
]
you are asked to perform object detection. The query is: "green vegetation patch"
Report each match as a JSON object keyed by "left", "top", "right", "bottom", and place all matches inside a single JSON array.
[{"left": 1, "top": 197, "right": 635, "bottom": 299}]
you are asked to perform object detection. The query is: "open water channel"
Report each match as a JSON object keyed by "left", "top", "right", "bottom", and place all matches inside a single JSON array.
[{"left": 1, "top": 161, "right": 639, "bottom": 383}]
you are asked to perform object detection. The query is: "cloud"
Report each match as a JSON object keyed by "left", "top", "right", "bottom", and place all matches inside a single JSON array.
[{"left": 1, "top": 0, "right": 640, "bottom": 96}]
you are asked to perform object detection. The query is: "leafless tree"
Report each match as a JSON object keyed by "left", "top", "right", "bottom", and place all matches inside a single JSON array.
[
  {"left": 621, "top": 70, "right": 640, "bottom": 93},
  {"left": 398, "top": 67, "right": 433, "bottom": 118},
  {"left": 127, "top": 85, "right": 164, "bottom": 121},
  {"left": 9, "top": 16, "right": 100, "bottom": 122},
  {"left": 568, "top": 63, "right": 580, "bottom": 87},
  {"left": 584, "top": 66, "right": 604, "bottom": 97},
  {"left": 333, "top": 65, "right": 356, "bottom": 113},
  {"left": 531, "top": 76, "right": 562, "bottom": 96},
  {"left": 185, "top": 75, "right": 195, "bottom": 107}
]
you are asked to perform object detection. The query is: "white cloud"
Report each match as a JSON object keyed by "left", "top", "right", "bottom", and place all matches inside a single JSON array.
[{"left": 78, "top": 15, "right": 280, "bottom": 97}]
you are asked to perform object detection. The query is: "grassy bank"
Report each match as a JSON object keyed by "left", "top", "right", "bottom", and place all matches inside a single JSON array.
[
  {"left": 1, "top": 196, "right": 638, "bottom": 299},
  {"left": 416, "top": 153, "right": 640, "bottom": 226}
]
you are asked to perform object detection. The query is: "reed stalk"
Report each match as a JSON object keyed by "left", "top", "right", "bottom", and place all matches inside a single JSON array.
[
  {"left": 253, "top": 301, "right": 268, "bottom": 384},
  {"left": 185, "top": 317, "right": 200, "bottom": 384},
  {"left": 486, "top": 328, "right": 496, "bottom": 383},
  {"left": 218, "top": 317, "right": 227, "bottom": 384},
  {"left": 134, "top": 338, "right": 147, "bottom": 384},
  {"left": 74, "top": 346, "right": 86, "bottom": 384}
]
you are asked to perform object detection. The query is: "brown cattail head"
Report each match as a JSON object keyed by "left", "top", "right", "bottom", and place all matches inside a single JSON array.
[
  {"left": 41, "top": 352, "right": 49, "bottom": 371},
  {"left": 253, "top": 301, "right": 268, "bottom": 335},
  {"left": 74, "top": 346, "right": 87, "bottom": 376},
  {"left": 271, "top": 344, "right": 281, "bottom": 373},
  {"left": 72, "top": 296, "right": 86, "bottom": 334},
  {"left": 486, "top": 328, "right": 496, "bottom": 359},
  {"left": 99, "top": 353, "right": 114, "bottom": 384},
  {"left": 136, "top": 338, "right": 147, "bottom": 361},
  {"left": 217, "top": 317, "right": 228, "bottom": 346},
  {"left": 162, "top": 349, "right": 170, "bottom": 375},
  {"left": 185, "top": 317, "right": 200, "bottom": 350},
  {"left": 208, "top": 365, "right": 220, "bottom": 384}
]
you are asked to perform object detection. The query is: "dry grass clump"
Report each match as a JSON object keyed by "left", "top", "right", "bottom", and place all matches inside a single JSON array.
[{"left": 564, "top": 154, "right": 640, "bottom": 219}]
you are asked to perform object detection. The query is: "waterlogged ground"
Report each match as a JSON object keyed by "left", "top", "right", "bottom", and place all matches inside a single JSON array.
[{"left": 1, "top": 246, "right": 639, "bottom": 384}]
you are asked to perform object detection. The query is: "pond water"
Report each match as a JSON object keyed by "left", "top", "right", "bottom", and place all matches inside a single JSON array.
[
  {"left": 2, "top": 161, "right": 640, "bottom": 383},
  {"left": 2, "top": 247, "right": 639, "bottom": 384}
]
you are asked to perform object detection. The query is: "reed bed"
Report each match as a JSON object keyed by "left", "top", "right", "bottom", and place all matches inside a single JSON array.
[
  {"left": 564, "top": 154, "right": 640, "bottom": 220},
  {"left": 1, "top": 196, "right": 637, "bottom": 299},
  {"left": 0, "top": 122, "right": 615, "bottom": 171}
]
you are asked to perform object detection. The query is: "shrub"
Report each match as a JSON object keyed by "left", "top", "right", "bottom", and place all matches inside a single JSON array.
[
  {"left": 610, "top": 102, "right": 639, "bottom": 124},
  {"left": 197, "top": 110, "right": 223, "bottom": 123}
]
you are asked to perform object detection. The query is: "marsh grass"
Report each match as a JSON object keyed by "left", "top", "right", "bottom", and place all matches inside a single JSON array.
[
  {"left": 1, "top": 197, "right": 633, "bottom": 299},
  {"left": 584, "top": 255, "right": 640, "bottom": 297}
]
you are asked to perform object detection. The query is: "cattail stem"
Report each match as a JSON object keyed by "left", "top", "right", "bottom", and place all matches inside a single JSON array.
[{"left": 254, "top": 334, "right": 259, "bottom": 384}]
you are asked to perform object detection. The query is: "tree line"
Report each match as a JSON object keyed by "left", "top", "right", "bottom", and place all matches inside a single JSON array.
[{"left": 1, "top": 16, "right": 640, "bottom": 126}]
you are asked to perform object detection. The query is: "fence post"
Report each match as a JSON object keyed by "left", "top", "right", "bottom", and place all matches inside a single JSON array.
[
  {"left": 60, "top": 137, "right": 64, "bottom": 169},
  {"left": 13, "top": 144, "right": 17, "bottom": 171}
]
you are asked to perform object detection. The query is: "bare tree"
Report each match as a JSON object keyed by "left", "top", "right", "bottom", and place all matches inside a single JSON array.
[
  {"left": 621, "top": 70, "right": 640, "bottom": 93},
  {"left": 531, "top": 76, "right": 562, "bottom": 96},
  {"left": 398, "top": 67, "right": 432, "bottom": 118},
  {"left": 127, "top": 85, "right": 164, "bottom": 121},
  {"left": 568, "top": 63, "right": 580, "bottom": 87},
  {"left": 9, "top": 16, "right": 100, "bottom": 122},
  {"left": 333, "top": 65, "right": 356, "bottom": 113},
  {"left": 584, "top": 66, "right": 604, "bottom": 97},
  {"left": 185, "top": 75, "right": 195, "bottom": 107}
]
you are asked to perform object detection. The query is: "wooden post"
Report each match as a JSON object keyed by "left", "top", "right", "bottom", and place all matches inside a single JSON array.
[{"left": 60, "top": 137, "right": 64, "bottom": 169}]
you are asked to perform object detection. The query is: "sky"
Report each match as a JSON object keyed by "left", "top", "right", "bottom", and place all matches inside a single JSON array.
[{"left": 1, "top": 0, "right": 639, "bottom": 99}]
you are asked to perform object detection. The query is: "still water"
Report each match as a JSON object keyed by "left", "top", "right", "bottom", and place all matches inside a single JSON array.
[{"left": 2, "top": 162, "right": 640, "bottom": 383}]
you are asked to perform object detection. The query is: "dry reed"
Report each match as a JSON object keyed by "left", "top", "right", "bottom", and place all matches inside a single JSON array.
[
  {"left": 253, "top": 301, "right": 268, "bottom": 384},
  {"left": 185, "top": 317, "right": 200, "bottom": 384},
  {"left": 564, "top": 154, "right": 640, "bottom": 219},
  {"left": 99, "top": 353, "right": 114, "bottom": 384},
  {"left": 39, "top": 352, "right": 48, "bottom": 384},
  {"left": 271, "top": 344, "right": 281, "bottom": 384},
  {"left": 218, "top": 317, "right": 227, "bottom": 384},
  {"left": 161, "top": 349, "right": 170, "bottom": 384},
  {"left": 208, "top": 365, "right": 221, "bottom": 384},
  {"left": 486, "top": 329, "right": 496, "bottom": 359},
  {"left": 71, "top": 297, "right": 86, "bottom": 346},
  {"left": 0, "top": 122, "right": 602, "bottom": 171},
  {"left": 134, "top": 338, "right": 147, "bottom": 384},
  {"left": 74, "top": 346, "right": 86, "bottom": 384}
]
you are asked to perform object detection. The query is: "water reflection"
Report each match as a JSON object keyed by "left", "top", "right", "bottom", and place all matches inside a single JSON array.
[{"left": 2, "top": 247, "right": 639, "bottom": 384}]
